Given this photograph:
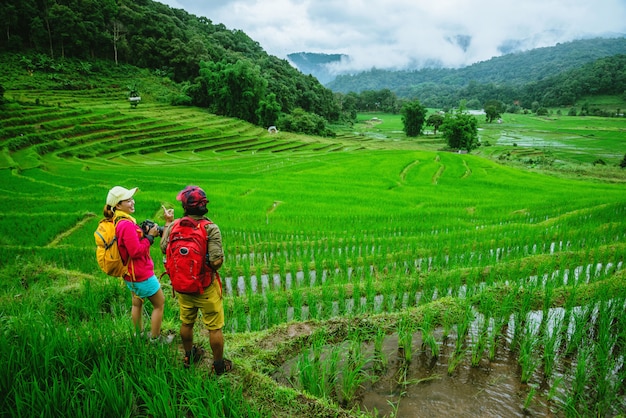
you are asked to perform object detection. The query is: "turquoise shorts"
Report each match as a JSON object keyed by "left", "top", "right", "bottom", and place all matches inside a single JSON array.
[{"left": 125, "top": 275, "right": 161, "bottom": 298}]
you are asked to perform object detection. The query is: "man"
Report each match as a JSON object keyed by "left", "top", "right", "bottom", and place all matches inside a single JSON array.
[{"left": 161, "top": 185, "right": 232, "bottom": 375}]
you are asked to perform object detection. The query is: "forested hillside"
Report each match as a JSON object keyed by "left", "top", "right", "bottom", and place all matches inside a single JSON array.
[
  {"left": 0, "top": 0, "right": 341, "bottom": 132},
  {"left": 2, "top": 0, "right": 625, "bottom": 125},
  {"left": 328, "top": 37, "right": 626, "bottom": 108}
]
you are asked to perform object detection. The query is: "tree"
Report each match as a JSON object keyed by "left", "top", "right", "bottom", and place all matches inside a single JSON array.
[
  {"left": 441, "top": 109, "right": 479, "bottom": 152},
  {"left": 48, "top": 3, "right": 79, "bottom": 58},
  {"left": 426, "top": 113, "right": 444, "bottom": 135},
  {"left": 111, "top": 20, "right": 126, "bottom": 65},
  {"left": 484, "top": 99, "right": 504, "bottom": 123},
  {"left": 256, "top": 93, "right": 281, "bottom": 128},
  {"left": 277, "top": 107, "right": 332, "bottom": 137},
  {"left": 484, "top": 105, "right": 501, "bottom": 123},
  {"left": 620, "top": 154, "right": 626, "bottom": 169},
  {"left": 338, "top": 92, "right": 358, "bottom": 122},
  {"left": 401, "top": 100, "right": 427, "bottom": 137},
  {"left": 200, "top": 59, "right": 267, "bottom": 124},
  {"left": 0, "top": 3, "right": 18, "bottom": 43}
]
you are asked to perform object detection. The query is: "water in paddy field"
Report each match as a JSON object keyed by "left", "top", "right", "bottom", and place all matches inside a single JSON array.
[
  {"left": 495, "top": 131, "right": 572, "bottom": 149},
  {"left": 273, "top": 327, "right": 563, "bottom": 418},
  {"left": 358, "top": 332, "right": 555, "bottom": 418}
]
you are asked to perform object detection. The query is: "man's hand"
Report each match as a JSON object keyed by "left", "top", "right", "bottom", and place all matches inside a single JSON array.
[
  {"left": 210, "top": 258, "right": 224, "bottom": 270},
  {"left": 162, "top": 204, "right": 174, "bottom": 224}
]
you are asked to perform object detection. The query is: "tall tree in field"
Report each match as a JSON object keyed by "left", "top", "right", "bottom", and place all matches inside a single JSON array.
[
  {"left": 483, "top": 99, "right": 504, "bottom": 123},
  {"left": 426, "top": 113, "right": 444, "bottom": 135},
  {"left": 441, "top": 109, "right": 479, "bottom": 152},
  {"left": 401, "top": 100, "right": 427, "bottom": 137}
]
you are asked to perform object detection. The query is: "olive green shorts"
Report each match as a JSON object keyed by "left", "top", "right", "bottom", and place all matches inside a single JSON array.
[{"left": 176, "top": 282, "right": 224, "bottom": 330}]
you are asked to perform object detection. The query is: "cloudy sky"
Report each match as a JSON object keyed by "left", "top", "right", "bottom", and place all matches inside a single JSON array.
[{"left": 157, "top": 0, "right": 626, "bottom": 73}]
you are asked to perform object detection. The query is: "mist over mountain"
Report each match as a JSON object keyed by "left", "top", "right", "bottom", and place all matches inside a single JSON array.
[
  {"left": 287, "top": 52, "right": 348, "bottom": 84},
  {"left": 289, "top": 35, "right": 626, "bottom": 90},
  {"left": 321, "top": 36, "right": 626, "bottom": 96}
]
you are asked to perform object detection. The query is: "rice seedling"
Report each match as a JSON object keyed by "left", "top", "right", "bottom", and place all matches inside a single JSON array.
[
  {"left": 446, "top": 350, "right": 465, "bottom": 376},
  {"left": 340, "top": 337, "right": 375, "bottom": 406},
  {"left": 541, "top": 309, "right": 563, "bottom": 380},
  {"left": 566, "top": 346, "right": 593, "bottom": 416},
  {"left": 386, "top": 394, "right": 404, "bottom": 418},
  {"left": 523, "top": 384, "right": 537, "bottom": 412},
  {"left": 293, "top": 332, "right": 338, "bottom": 400},
  {"left": 591, "top": 298, "right": 621, "bottom": 416},
  {"left": 419, "top": 311, "right": 439, "bottom": 359},
  {"left": 470, "top": 318, "right": 488, "bottom": 367},
  {"left": 518, "top": 318, "right": 542, "bottom": 384},
  {"left": 373, "top": 327, "right": 388, "bottom": 372},
  {"left": 447, "top": 306, "right": 473, "bottom": 375},
  {"left": 564, "top": 306, "right": 592, "bottom": 358},
  {"left": 397, "top": 314, "right": 415, "bottom": 364}
]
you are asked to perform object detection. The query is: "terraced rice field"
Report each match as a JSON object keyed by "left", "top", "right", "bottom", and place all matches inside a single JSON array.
[{"left": 1, "top": 92, "right": 625, "bottom": 417}]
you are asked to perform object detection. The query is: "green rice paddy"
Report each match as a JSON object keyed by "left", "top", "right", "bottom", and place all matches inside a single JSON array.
[{"left": 1, "top": 90, "right": 625, "bottom": 417}]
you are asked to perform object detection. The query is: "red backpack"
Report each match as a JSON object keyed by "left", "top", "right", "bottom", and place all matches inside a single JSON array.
[{"left": 165, "top": 217, "right": 216, "bottom": 294}]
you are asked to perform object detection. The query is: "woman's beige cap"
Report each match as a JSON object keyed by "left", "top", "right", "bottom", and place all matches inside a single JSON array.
[{"left": 106, "top": 186, "right": 138, "bottom": 206}]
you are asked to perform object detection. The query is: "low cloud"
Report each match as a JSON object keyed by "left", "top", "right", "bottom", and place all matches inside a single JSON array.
[{"left": 158, "top": 0, "right": 626, "bottom": 72}]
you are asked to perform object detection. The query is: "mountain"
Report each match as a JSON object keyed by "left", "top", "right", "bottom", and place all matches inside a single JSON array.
[
  {"left": 287, "top": 52, "right": 348, "bottom": 84},
  {"left": 326, "top": 37, "right": 626, "bottom": 97}
]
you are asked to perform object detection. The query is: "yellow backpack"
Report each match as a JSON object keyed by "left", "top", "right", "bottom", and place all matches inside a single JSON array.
[{"left": 94, "top": 218, "right": 128, "bottom": 277}]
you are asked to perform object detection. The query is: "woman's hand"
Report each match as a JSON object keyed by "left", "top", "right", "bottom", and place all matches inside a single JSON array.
[{"left": 148, "top": 224, "right": 161, "bottom": 237}]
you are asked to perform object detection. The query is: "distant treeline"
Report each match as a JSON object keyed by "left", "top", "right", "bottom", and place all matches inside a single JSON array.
[
  {"left": 328, "top": 38, "right": 626, "bottom": 109},
  {"left": 335, "top": 54, "right": 626, "bottom": 116}
]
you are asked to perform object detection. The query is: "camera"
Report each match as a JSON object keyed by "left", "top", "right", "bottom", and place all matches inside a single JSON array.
[{"left": 140, "top": 219, "right": 163, "bottom": 237}]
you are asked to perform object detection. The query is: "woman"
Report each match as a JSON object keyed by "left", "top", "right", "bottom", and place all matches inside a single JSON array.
[{"left": 104, "top": 185, "right": 172, "bottom": 343}]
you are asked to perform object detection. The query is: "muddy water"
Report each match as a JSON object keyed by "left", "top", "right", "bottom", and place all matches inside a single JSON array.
[
  {"left": 274, "top": 330, "right": 561, "bottom": 418},
  {"left": 359, "top": 333, "right": 556, "bottom": 418}
]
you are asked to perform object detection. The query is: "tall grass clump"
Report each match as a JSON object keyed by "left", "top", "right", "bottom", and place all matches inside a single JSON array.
[{"left": 0, "top": 266, "right": 266, "bottom": 417}]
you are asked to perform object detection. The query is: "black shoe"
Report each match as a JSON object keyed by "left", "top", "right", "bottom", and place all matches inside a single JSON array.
[
  {"left": 183, "top": 346, "right": 205, "bottom": 368},
  {"left": 213, "top": 358, "right": 233, "bottom": 375}
]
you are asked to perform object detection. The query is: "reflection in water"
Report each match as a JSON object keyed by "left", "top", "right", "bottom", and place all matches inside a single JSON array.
[
  {"left": 266, "top": 285, "right": 624, "bottom": 417},
  {"left": 360, "top": 332, "right": 555, "bottom": 417}
]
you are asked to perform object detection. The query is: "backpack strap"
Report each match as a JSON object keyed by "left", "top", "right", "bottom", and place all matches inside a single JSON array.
[
  {"left": 199, "top": 218, "right": 222, "bottom": 297},
  {"left": 94, "top": 229, "right": 114, "bottom": 250},
  {"left": 186, "top": 216, "right": 218, "bottom": 292},
  {"left": 113, "top": 216, "right": 136, "bottom": 281}
]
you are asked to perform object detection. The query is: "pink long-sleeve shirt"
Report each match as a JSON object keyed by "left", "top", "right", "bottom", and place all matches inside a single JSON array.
[{"left": 115, "top": 216, "right": 155, "bottom": 282}]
